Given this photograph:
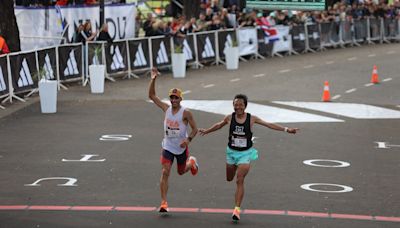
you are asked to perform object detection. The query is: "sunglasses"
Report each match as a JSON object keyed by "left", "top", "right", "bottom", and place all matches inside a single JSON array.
[{"left": 169, "top": 95, "right": 180, "bottom": 100}]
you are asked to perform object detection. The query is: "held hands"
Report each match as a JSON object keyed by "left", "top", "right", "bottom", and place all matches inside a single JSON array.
[{"left": 198, "top": 129, "right": 207, "bottom": 136}]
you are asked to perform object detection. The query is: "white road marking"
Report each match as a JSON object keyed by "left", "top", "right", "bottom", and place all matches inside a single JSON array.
[
  {"left": 273, "top": 102, "right": 400, "bottom": 119},
  {"left": 181, "top": 100, "right": 343, "bottom": 123},
  {"left": 345, "top": 88, "right": 357, "bottom": 93},
  {"left": 364, "top": 83, "right": 374, "bottom": 87},
  {"left": 332, "top": 95, "right": 341, "bottom": 100},
  {"left": 279, "top": 69, "right": 291, "bottom": 73},
  {"left": 368, "top": 54, "right": 376, "bottom": 57},
  {"left": 387, "top": 51, "right": 395, "bottom": 54},
  {"left": 347, "top": 57, "right": 357, "bottom": 61},
  {"left": 304, "top": 65, "right": 314, "bottom": 69},
  {"left": 230, "top": 78, "right": 241, "bottom": 82},
  {"left": 203, "top": 84, "right": 215, "bottom": 88},
  {"left": 253, "top": 74, "right": 265, "bottom": 78},
  {"left": 182, "top": 90, "right": 191, "bottom": 95},
  {"left": 325, "top": 61, "right": 334, "bottom": 64},
  {"left": 382, "top": 78, "right": 392, "bottom": 82}
]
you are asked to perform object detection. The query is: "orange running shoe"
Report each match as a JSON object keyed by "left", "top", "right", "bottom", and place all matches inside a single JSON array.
[
  {"left": 189, "top": 156, "right": 199, "bottom": 176},
  {"left": 232, "top": 208, "right": 240, "bottom": 221},
  {"left": 159, "top": 201, "right": 168, "bottom": 213}
]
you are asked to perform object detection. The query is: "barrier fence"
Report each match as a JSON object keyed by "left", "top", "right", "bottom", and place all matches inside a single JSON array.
[{"left": 0, "top": 17, "right": 399, "bottom": 106}]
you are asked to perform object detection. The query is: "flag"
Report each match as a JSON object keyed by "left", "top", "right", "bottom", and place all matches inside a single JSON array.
[{"left": 256, "top": 17, "right": 279, "bottom": 44}]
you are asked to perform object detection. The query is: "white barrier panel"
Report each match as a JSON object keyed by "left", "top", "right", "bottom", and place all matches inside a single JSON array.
[
  {"left": 238, "top": 28, "right": 258, "bottom": 56},
  {"left": 272, "top": 25, "right": 290, "bottom": 54}
]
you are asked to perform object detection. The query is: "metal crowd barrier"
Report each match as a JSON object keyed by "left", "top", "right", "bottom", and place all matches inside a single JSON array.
[{"left": 0, "top": 18, "right": 399, "bottom": 106}]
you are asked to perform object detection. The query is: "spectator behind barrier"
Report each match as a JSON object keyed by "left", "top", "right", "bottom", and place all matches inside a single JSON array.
[
  {"left": 97, "top": 23, "right": 113, "bottom": 43},
  {"left": 0, "top": 35, "right": 10, "bottom": 55}
]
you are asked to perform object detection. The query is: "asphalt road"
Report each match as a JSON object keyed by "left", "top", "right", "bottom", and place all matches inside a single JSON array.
[{"left": 0, "top": 43, "right": 399, "bottom": 228}]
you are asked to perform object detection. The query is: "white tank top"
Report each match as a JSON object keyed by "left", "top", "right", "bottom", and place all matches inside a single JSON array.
[{"left": 162, "top": 106, "right": 188, "bottom": 155}]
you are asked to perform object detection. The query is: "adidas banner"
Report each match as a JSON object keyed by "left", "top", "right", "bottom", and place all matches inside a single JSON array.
[
  {"left": 0, "top": 56, "right": 9, "bottom": 96},
  {"left": 238, "top": 28, "right": 258, "bottom": 56},
  {"left": 151, "top": 37, "right": 171, "bottom": 67},
  {"left": 272, "top": 26, "right": 291, "bottom": 54},
  {"left": 196, "top": 32, "right": 216, "bottom": 62},
  {"left": 58, "top": 44, "right": 83, "bottom": 81},
  {"left": 217, "top": 29, "right": 236, "bottom": 59},
  {"left": 37, "top": 47, "right": 57, "bottom": 80},
  {"left": 307, "top": 24, "right": 321, "bottom": 50},
  {"left": 291, "top": 25, "right": 306, "bottom": 53},
  {"left": 9, "top": 51, "right": 38, "bottom": 93},
  {"left": 178, "top": 34, "right": 196, "bottom": 64},
  {"left": 128, "top": 39, "right": 150, "bottom": 70},
  {"left": 105, "top": 41, "right": 128, "bottom": 74},
  {"left": 257, "top": 29, "right": 273, "bottom": 57}
]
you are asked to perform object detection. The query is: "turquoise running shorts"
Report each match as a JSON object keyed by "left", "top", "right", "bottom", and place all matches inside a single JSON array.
[{"left": 226, "top": 146, "right": 259, "bottom": 165}]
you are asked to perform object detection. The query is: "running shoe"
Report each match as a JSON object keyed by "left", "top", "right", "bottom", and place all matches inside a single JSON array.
[
  {"left": 159, "top": 201, "right": 169, "bottom": 213},
  {"left": 189, "top": 156, "right": 199, "bottom": 176},
  {"left": 232, "top": 208, "right": 240, "bottom": 221}
]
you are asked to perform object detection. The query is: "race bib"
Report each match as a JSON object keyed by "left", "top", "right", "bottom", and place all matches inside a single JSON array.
[
  {"left": 233, "top": 138, "right": 247, "bottom": 148},
  {"left": 166, "top": 127, "right": 180, "bottom": 138}
]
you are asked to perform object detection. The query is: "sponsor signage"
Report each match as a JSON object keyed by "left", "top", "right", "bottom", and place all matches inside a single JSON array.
[{"left": 246, "top": 0, "right": 326, "bottom": 11}]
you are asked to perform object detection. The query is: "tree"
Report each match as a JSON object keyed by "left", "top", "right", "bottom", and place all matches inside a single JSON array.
[{"left": 0, "top": 0, "right": 21, "bottom": 52}]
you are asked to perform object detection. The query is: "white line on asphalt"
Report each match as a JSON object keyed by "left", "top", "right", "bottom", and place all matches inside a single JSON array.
[
  {"left": 182, "top": 90, "right": 191, "bottom": 95},
  {"left": 387, "top": 51, "right": 395, "bottom": 54},
  {"left": 203, "top": 84, "right": 215, "bottom": 88},
  {"left": 304, "top": 65, "right": 314, "bottom": 69},
  {"left": 279, "top": 69, "right": 291, "bottom": 73},
  {"left": 332, "top": 95, "right": 341, "bottom": 100},
  {"left": 345, "top": 88, "right": 357, "bottom": 93},
  {"left": 347, "top": 57, "right": 357, "bottom": 61},
  {"left": 365, "top": 83, "right": 374, "bottom": 87},
  {"left": 382, "top": 78, "right": 392, "bottom": 82},
  {"left": 325, "top": 61, "right": 334, "bottom": 64},
  {"left": 230, "top": 78, "right": 241, "bottom": 82},
  {"left": 368, "top": 54, "right": 376, "bottom": 57},
  {"left": 253, "top": 74, "right": 265, "bottom": 78}
]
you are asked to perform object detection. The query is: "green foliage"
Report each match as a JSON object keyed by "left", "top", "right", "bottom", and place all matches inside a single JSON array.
[
  {"left": 174, "top": 44, "right": 183, "bottom": 53},
  {"left": 91, "top": 45, "right": 102, "bottom": 65},
  {"left": 33, "top": 67, "right": 47, "bottom": 81},
  {"left": 232, "top": 39, "right": 238, "bottom": 47}
]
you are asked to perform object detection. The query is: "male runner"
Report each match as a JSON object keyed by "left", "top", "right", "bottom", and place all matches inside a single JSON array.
[
  {"left": 148, "top": 68, "right": 199, "bottom": 213},
  {"left": 199, "top": 94, "right": 299, "bottom": 221}
]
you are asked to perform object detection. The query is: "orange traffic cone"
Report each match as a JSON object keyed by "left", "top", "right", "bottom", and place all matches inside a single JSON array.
[
  {"left": 371, "top": 65, "right": 379, "bottom": 84},
  {"left": 322, "top": 81, "right": 331, "bottom": 102}
]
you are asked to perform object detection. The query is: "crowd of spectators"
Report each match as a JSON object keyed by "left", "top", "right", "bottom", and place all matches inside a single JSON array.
[
  {"left": 138, "top": 0, "right": 400, "bottom": 38},
  {"left": 14, "top": 0, "right": 400, "bottom": 42}
]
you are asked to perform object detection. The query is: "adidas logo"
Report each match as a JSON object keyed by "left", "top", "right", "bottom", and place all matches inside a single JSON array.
[
  {"left": 202, "top": 37, "right": 215, "bottom": 58},
  {"left": 156, "top": 41, "right": 169, "bottom": 64},
  {"left": 223, "top": 34, "right": 234, "bottom": 54},
  {"left": 110, "top": 45, "right": 125, "bottom": 70},
  {"left": 17, "top": 58, "right": 34, "bottom": 87},
  {"left": 0, "top": 67, "right": 6, "bottom": 92},
  {"left": 182, "top": 39, "right": 193, "bottom": 61},
  {"left": 64, "top": 50, "right": 79, "bottom": 76},
  {"left": 43, "top": 53, "right": 55, "bottom": 80},
  {"left": 134, "top": 43, "right": 147, "bottom": 67}
]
